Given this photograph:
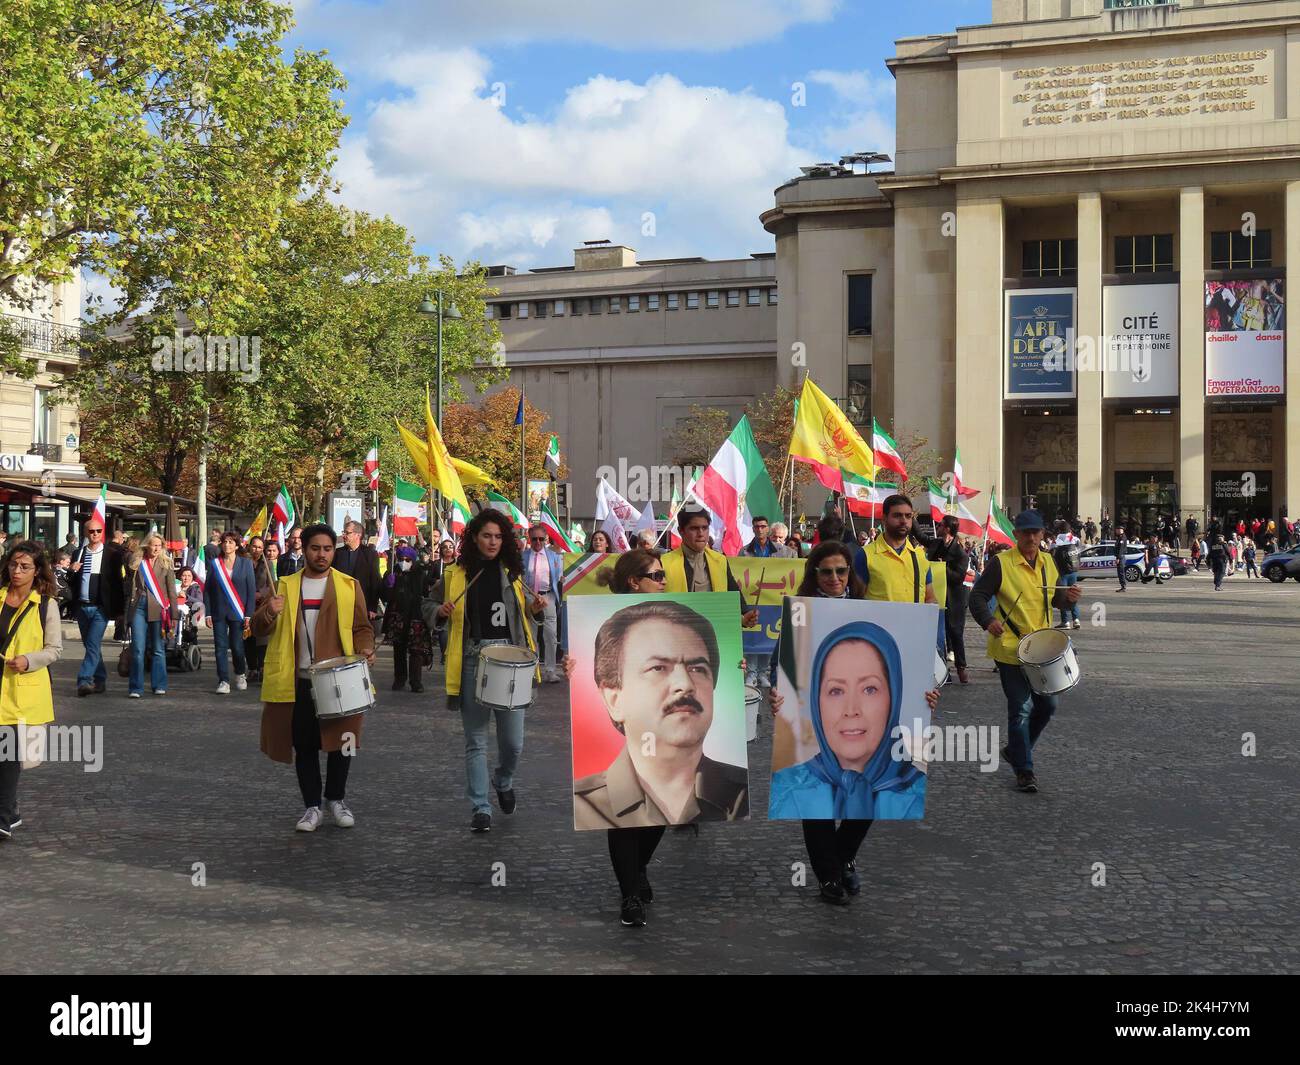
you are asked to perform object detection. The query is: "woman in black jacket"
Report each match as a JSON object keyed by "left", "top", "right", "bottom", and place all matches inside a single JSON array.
[{"left": 383, "top": 544, "right": 434, "bottom": 692}]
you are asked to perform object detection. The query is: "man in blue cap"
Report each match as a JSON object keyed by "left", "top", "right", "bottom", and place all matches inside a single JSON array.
[{"left": 969, "top": 509, "right": 1082, "bottom": 793}]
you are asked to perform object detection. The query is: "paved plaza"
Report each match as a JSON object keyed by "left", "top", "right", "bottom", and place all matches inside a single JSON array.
[{"left": 4, "top": 571, "right": 1296, "bottom": 974}]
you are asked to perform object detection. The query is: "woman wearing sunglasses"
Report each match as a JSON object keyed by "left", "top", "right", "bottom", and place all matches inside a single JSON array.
[
  {"left": 565, "top": 547, "right": 670, "bottom": 927},
  {"left": 770, "top": 541, "right": 939, "bottom": 906}
]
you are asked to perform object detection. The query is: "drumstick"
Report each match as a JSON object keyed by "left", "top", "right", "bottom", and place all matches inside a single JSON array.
[{"left": 448, "top": 568, "right": 485, "bottom": 608}]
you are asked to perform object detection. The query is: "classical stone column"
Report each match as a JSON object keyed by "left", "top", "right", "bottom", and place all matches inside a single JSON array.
[
  {"left": 1285, "top": 181, "right": 1300, "bottom": 523},
  {"left": 955, "top": 195, "right": 1005, "bottom": 501},
  {"left": 1076, "top": 192, "right": 1103, "bottom": 521},
  {"left": 1178, "top": 187, "right": 1207, "bottom": 530}
]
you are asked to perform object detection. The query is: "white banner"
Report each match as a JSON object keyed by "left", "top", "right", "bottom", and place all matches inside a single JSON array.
[
  {"left": 1103, "top": 283, "right": 1179, "bottom": 398},
  {"left": 1205, "top": 279, "right": 1285, "bottom": 397}
]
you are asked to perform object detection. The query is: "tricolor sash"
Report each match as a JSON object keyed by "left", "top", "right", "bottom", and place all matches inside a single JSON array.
[
  {"left": 139, "top": 559, "right": 171, "bottom": 625},
  {"left": 211, "top": 557, "right": 246, "bottom": 618}
]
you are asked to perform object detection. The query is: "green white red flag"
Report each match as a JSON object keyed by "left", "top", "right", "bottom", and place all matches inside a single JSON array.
[
  {"left": 984, "top": 487, "right": 1015, "bottom": 548},
  {"left": 872, "top": 418, "right": 907, "bottom": 480},
  {"left": 486, "top": 489, "right": 528, "bottom": 529},
  {"left": 538, "top": 501, "right": 577, "bottom": 551},
  {"left": 392, "top": 475, "right": 426, "bottom": 536},
  {"left": 927, "top": 478, "right": 983, "bottom": 537},
  {"left": 841, "top": 469, "right": 891, "bottom": 519}
]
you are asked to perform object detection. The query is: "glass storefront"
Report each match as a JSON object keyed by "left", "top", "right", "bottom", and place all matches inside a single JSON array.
[
  {"left": 1211, "top": 469, "right": 1272, "bottom": 529},
  {"left": 1114, "top": 471, "right": 1177, "bottom": 538},
  {"left": 1021, "top": 471, "right": 1076, "bottom": 521}
]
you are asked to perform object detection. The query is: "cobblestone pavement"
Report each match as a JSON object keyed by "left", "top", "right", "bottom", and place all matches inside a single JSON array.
[{"left": 4, "top": 571, "right": 1297, "bottom": 974}]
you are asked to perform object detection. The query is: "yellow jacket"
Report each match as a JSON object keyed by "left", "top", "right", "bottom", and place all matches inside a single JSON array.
[
  {"left": 663, "top": 547, "right": 729, "bottom": 593},
  {"left": 260, "top": 569, "right": 359, "bottom": 704},
  {"left": 0, "top": 589, "right": 61, "bottom": 726},
  {"left": 982, "top": 548, "right": 1060, "bottom": 665},
  {"left": 442, "top": 563, "right": 538, "bottom": 697}
]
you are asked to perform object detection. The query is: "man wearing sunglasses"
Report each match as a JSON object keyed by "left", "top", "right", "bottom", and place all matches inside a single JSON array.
[
  {"left": 522, "top": 525, "right": 564, "bottom": 683},
  {"left": 68, "top": 516, "right": 127, "bottom": 696}
]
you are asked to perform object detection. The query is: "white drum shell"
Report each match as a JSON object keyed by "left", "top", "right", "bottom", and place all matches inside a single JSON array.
[
  {"left": 1016, "top": 629, "right": 1080, "bottom": 696},
  {"left": 476, "top": 645, "right": 538, "bottom": 711},
  {"left": 744, "top": 685, "right": 761, "bottom": 743},
  {"left": 933, "top": 650, "right": 950, "bottom": 688},
  {"left": 310, "top": 655, "right": 375, "bottom": 720}
]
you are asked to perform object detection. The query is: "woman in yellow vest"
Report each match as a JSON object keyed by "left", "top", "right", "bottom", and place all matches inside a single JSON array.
[
  {"left": 968, "top": 510, "right": 1081, "bottom": 795},
  {"left": 433, "top": 509, "right": 542, "bottom": 835},
  {"left": 0, "top": 540, "right": 63, "bottom": 839}
]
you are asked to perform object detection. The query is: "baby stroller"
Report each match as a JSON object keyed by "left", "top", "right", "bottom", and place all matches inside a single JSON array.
[{"left": 165, "top": 604, "right": 203, "bottom": 673}]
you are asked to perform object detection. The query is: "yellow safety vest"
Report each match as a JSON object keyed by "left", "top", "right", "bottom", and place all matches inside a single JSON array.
[
  {"left": 986, "top": 548, "right": 1060, "bottom": 665},
  {"left": 929, "top": 560, "right": 948, "bottom": 609},
  {"left": 444, "top": 564, "right": 538, "bottom": 697},
  {"left": 261, "top": 569, "right": 357, "bottom": 703},
  {"left": 863, "top": 536, "right": 928, "bottom": 603},
  {"left": 663, "top": 548, "right": 728, "bottom": 593},
  {"left": 0, "top": 589, "right": 53, "bottom": 726}
]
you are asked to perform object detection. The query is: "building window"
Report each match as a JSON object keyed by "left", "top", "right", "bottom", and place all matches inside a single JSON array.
[
  {"left": 34, "top": 387, "right": 57, "bottom": 446},
  {"left": 846, "top": 366, "right": 871, "bottom": 428},
  {"left": 627, "top": 294, "right": 640, "bottom": 312},
  {"left": 847, "top": 274, "right": 872, "bottom": 336},
  {"left": 572, "top": 299, "right": 585, "bottom": 315},
  {"left": 1115, "top": 234, "right": 1174, "bottom": 274},
  {"left": 1022, "top": 239, "right": 1078, "bottom": 278},
  {"left": 747, "top": 288, "right": 761, "bottom": 306},
  {"left": 534, "top": 301, "right": 548, "bottom": 318},
  {"left": 589, "top": 297, "right": 603, "bottom": 315},
  {"left": 726, "top": 290, "right": 740, "bottom": 307},
  {"left": 667, "top": 293, "right": 679, "bottom": 310},
  {"left": 647, "top": 293, "right": 660, "bottom": 311},
  {"left": 496, "top": 302, "right": 512, "bottom": 320},
  {"left": 517, "top": 302, "right": 529, "bottom": 319},
  {"left": 686, "top": 292, "right": 700, "bottom": 310},
  {"left": 706, "top": 290, "right": 719, "bottom": 309},
  {"left": 767, "top": 288, "right": 778, "bottom": 305},
  {"left": 553, "top": 299, "right": 565, "bottom": 316},
  {"left": 609, "top": 295, "right": 621, "bottom": 313},
  {"left": 1210, "top": 229, "right": 1272, "bottom": 269}
]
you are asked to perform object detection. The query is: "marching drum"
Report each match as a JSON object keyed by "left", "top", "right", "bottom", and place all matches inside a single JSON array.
[
  {"left": 933, "top": 649, "right": 951, "bottom": 688},
  {"left": 1016, "top": 629, "right": 1080, "bottom": 696},
  {"left": 309, "top": 655, "right": 376, "bottom": 720},
  {"left": 744, "top": 685, "right": 762, "bottom": 742},
  {"left": 475, "top": 645, "right": 538, "bottom": 711}
]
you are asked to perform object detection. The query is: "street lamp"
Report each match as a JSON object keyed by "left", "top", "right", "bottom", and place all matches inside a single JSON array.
[{"left": 418, "top": 290, "right": 462, "bottom": 431}]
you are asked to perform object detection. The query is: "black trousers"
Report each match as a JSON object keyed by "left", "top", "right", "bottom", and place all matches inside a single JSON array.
[
  {"left": 392, "top": 636, "right": 423, "bottom": 689},
  {"left": 607, "top": 826, "right": 666, "bottom": 898},
  {"left": 0, "top": 725, "right": 20, "bottom": 828},
  {"left": 244, "top": 635, "right": 266, "bottom": 672},
  {"left": 945, "top": 592, "right": 968, "bottom": 670},
  {"left": 291, "top": 678, "right": 351, "bottom": 808},
  {"left": 801, "top": 819, "right": 872, "bottom": 885}
]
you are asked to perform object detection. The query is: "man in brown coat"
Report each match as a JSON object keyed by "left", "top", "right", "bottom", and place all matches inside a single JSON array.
[{"left": 252, "top": 524, "right": 375, "bottom": 833}]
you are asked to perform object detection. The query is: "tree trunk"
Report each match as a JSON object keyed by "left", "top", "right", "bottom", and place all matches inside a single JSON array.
[{"left": 311, "top": 449, "right": 327, "bottom": 521}]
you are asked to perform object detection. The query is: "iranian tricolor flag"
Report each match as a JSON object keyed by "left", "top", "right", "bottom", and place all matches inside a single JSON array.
[
  {"left": 985, "top": 489, "right": 1015, "bottom": 548},
  {"left": 487, "top": 489, "right": 528, "bottom": 529},
  {"left": 449, "top": 498, "right": 471, "bottom": 538},
  {"left": 538, "top": 501, "right": 577, "bottom": 551},
  {"left": 271, "top": 485, "right": 295, "bottom": 530},
  {"left": 950, "top": 446, "right": 979, "bottom": 500},
  {"left": 872, "top": 418, "right": 907, "bottom": 480},
  {"left": 364, "top": 439, "right": 379, "bottom": 491},
  {"left": 90, "top": 483, "right": 108, "bottom": 526},
  {"left": 375, "top": 505, "right": 391, "bottom": 554},
  {"left": 841, "top": 469, "right": 891, "bottom": 519},
  {"left": 693, "top": 416, "right": 782, "bottom": 556},
  {"left": 964, "top": 557, "right": 977, "bottom": 588},
  {"left": 927, "top": 478, "right": 983, "bottom": 537},
  {"left": 544, "top": 435, "right": 561, "bottom": 478},
  {"left": 392, "top": 475, "right": 426, "bottom": 536}
]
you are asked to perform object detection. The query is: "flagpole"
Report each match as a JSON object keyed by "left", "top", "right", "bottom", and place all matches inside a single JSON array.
[{"left": 519, "top": 381, "right": 527, "bottom": 521}]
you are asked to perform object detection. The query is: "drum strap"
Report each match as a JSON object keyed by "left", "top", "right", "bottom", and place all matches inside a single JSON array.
[
  {"left": 911, "top": 551, "right": 921, "bottom": 603},
  {"left": 996, "top": 560, "right": 1048, "bottom": 640}
]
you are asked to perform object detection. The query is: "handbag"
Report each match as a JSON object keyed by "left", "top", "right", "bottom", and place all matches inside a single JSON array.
[{"left": 117, "top": 641, "right": 132, "bottom": 678}]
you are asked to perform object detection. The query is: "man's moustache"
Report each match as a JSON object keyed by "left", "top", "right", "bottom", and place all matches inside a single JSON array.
[{"left": 662, "top": 696, "right": 704, "bottom": 715}]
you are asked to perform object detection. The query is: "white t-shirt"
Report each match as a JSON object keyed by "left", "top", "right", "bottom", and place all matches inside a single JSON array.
[{"left": 297, "top": 575, "right": 328, "bottom": 677}]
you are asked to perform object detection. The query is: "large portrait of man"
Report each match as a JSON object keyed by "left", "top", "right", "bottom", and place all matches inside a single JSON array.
[{"left": 568, "top": 594, "right": 749, "bottom": 829}]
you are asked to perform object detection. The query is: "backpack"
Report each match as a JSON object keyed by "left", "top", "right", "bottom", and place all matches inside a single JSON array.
[{"left": 1052, "top": 541, "right": 1081, "bottom": 574}]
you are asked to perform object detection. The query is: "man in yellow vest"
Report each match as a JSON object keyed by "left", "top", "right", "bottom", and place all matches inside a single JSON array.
[
  {"left": 253, "top": 524, "right": 375, "bottom": 833},
  {"left": 968, "top": 510, "right": 1082, "bottom": 794},
  {"left": 851, "top": 494, "right": 938, "bottom": 606},
  {"left": 662, "top": 505, "right": 759, "bottom": 628}
]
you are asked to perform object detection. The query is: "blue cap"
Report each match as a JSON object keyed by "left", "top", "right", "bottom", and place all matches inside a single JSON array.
[{"left": 1013, "top": 510, "right": 1045, "bottom": 531}]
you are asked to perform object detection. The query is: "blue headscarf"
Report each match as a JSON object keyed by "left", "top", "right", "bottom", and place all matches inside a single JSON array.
[{"left": 805, "top": 621, "right": 923, "bottom": 818}]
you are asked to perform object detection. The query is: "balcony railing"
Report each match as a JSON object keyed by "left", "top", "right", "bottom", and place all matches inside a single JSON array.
[
  {"left": 1104, "top": 0, "right": 1175, "bottom": 9},
  {"left": 28, "top": 442, "right": 63, "bottom": 462},
  {"left": 0, "top": 312, "right": 87, "bottom": 357}
]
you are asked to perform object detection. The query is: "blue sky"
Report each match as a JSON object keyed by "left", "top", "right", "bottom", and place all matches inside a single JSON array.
[{"left": 282, "top": 0, "right": 985, "bottom": 270}]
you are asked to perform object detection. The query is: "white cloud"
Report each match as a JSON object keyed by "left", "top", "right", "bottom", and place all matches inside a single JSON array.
[
  {"left": 334, "top": 50, "right": 804, "bottom": 267},
  {"left": 803, "top": 67, "right": 897, "bottom": 161},
  {"left": 807, "top": 68, "right": 895, "bottom": 108},
  {"left": 294, "top": 0, "right": 838, "bottom": 55}
]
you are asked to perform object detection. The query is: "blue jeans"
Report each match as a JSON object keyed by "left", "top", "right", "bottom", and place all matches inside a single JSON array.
[
  {"left": 211, "top": 616, "right": 247, "bottom": 683},
  {"left": 997, "top": 662, "right": 1057, "bottom": 772},
  {"left": 460, "top": 641, "right": 526, "bottom": 815},
  {"left": 745, "top": 652, "right": 772, "bottom": 688},
  {"left": 1057, "top": 571, "right": 1079, "bottom": 624},
  {"left": 129, "top": 601, "right": 167, "bottom": 694},
  {"left": 76, "top": 605, "right": 109, "bottom": 687}
]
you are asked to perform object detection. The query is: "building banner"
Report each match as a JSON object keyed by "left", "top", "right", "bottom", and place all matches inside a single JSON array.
[
  {"left": 1205, "top": 279, "right": 1285, "bottom": 397},
  {"left": 1005, "top": 288, "right": 1077, "bottom": 398},
  {"left": 1103, "top": 283, "right": 1179, "bottom": 398}
]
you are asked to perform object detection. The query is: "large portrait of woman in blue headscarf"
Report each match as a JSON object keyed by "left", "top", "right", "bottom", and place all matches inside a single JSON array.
[{"left": 768, "top": 603, "right": 935, "bottom": 820}]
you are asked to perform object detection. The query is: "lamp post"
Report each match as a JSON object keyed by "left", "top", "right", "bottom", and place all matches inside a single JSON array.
[{"left": 418, "top": 290, "right": 462, "bottom": 431}]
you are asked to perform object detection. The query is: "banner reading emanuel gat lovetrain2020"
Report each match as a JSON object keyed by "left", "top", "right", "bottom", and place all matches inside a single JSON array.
[{"left": 1205, "top": 279, "right": 1285, "bottom": 398}]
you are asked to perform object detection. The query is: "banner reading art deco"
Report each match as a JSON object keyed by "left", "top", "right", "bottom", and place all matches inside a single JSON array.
[
  {"left": 1005, "top": 288, "right": 1077, "bottom": 399},
  {"left": 1204, "top": 279, "right": 1285, "bottom": 398}
]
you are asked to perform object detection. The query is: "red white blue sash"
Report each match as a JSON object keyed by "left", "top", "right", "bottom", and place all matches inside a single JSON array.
[
  {"left": 139, "top": 559, "right": 171, "bottom": 624},
  {"left": 211, "top": 557, "right": 246, "bottom": 618}
]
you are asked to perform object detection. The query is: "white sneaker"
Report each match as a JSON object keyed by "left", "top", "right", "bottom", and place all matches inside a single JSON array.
[
  {"left": 128, "top": 692, "right": 142, "bottom": 699},
  {"left": 295, "top": 806, "right": 322, "bottom": 832},
  {"left": 234, "top": 674, "right": 248, "bottom": 691},
  {"left": 327, "top": 799, "right": 355, "bottom": 828},
  {"left": 215, "top": 681, "right": 230, "bottom": 694}
]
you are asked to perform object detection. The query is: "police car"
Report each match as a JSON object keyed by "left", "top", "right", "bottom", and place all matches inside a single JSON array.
[
  {"left": 1261, "top": 548, "right": 1300, "bottom": 583},
  {"left": 1074, "top": 541, "right": 1172, "bottom": 583}
]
